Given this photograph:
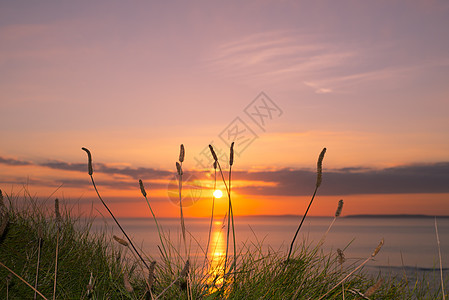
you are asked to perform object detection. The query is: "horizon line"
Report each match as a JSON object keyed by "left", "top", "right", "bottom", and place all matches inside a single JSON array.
[{"left": 96, "top": 213, "right": 449, "bottom": 220}]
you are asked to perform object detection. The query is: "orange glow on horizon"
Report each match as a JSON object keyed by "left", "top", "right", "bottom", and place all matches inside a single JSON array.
[
  {"left": 2, "top": 157, "right": 448, "bottom": 218},
  {"left": 76, "top": 192, "right": 449, "bottom": 218},
  {"left": 3, "top": 171, "right": 449, "bottom": 218}
]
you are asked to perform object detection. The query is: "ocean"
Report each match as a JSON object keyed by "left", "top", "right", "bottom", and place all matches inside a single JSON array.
[{"left": 92, "top": 215, "right": 449, "bottom": 282}]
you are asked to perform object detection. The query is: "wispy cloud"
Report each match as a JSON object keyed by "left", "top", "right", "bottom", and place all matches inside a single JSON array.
[
  {"left": 40, "top": 161, "right": 86, "bottom": 173},
  {"left": 0, "top": 156, "right": 32, "bottom": 166},
  {"left": 0, "top": 156, "right": 199, "bottom": 190},
  {"left": 303, "top": 58, "right": 449, "bottom": 94},
  {"left": 303, "top": 81, "right": 333, "bottom": 94},
  {"left": 40, "top": 160, "right": 173, "bottom": 180},
  {"left": 206, "top": 30, "right": 353, "bottom": 90},
  {"left": 206, "top": 29, "right": 449, "bottom": 93}
]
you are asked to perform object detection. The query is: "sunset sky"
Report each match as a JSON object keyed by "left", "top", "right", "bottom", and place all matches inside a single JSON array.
[{"left": 1, "top": 1, "right": 448, "bottom": 217}]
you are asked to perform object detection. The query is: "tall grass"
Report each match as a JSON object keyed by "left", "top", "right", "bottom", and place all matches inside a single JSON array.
[
  {"left": 435, "top": 217, "right": 446, "bottom": 300},
  {"left": 0, "top": 188, "right": 147, "bottom": 298},
  {"left": 176, "top": 144, "right": 188, "bottom": 259},
  {"left": 1, "top": 144, "right": 447, "bottom": 299},
  {"left": 208, "top": 143, "right": 236, "bottom": 278},
  {"left": 81, "top": 147, "right": 150, "bottom": 271},
  {"left": 139, "top": 178, "right": 168, "bottom": 263},
  {"left": 287, "top": 147, "right": 326, "bottom": 262},
  {"left": 204, "top": 160, "right": 218, "bottom": 268}
]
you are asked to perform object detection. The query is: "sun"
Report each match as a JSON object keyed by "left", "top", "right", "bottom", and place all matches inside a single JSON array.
[{"left": 213, "top": 189, "right": 223, "bottom": 199}]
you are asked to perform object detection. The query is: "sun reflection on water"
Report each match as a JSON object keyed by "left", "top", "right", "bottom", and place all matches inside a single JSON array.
[{"left": 206, "top": 221, "right": 227, "bottom": 289}]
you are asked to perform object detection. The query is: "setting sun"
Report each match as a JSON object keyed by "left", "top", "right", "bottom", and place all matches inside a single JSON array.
[{"left": 213, "top": 189, "right": 223, "bottom": 199}]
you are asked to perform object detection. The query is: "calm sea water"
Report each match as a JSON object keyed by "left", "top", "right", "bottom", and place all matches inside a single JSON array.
[{"left": 92, "top": 216, "right": 449, "bottom": 280}]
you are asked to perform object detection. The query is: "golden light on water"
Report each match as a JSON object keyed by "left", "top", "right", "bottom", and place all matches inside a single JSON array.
[{"left": 207, "top": 222, "right": 226, "bottom": 288}]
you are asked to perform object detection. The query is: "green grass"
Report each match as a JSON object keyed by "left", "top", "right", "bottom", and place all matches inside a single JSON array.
[
  {"left": 0, "top": 190, "right": 148, "bottom": 299},
  {"left": 0, "top": 145, "right": 447, "bottom": 299},
  {"left": 1, "top": 189, "right": 447, "bottom": 299}
]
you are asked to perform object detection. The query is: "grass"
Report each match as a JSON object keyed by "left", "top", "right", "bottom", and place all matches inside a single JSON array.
[
  {"left": 0, "top": 189, "right": 148, "bottom": 299},
  {"left": 0, "top": 145, "right": 448, "bottom": 299}
]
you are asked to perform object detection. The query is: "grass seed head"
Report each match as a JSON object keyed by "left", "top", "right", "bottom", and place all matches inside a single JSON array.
[
  {"left": 213, "top": 161, "right": 218, "bottom": 170},
  {"left": 148, "top": 261, "right": 156, "bottom": 290},
  {"left": 123, "top": 272, "right": 133, "bottom": 292},
  {"left": 139, "top": 179, "right": 147, "bottom": 197},
  {"left": 81, "top": 147, "right": 93, "bottom": 175},
  {"left": 176, "top": 162, "right": 183, "bottom": 175},
  {"left": 54, "top": 198, "right": 62, "bottom": 225},
  {"left": 230, "top": 142, "right": 235, "bottom": 166},
  {"left": 180, "top": 259, "right": 190, "bottom": 277},
  {"left": 316, "top": 147, "right": 326, "bottom": 188},
  {"left": 209, "top": 144, "right": 218, "bottom": 162},
  {"left": 179, "top": 144, "right": 185, "bottom": 163},
  {"left": 86, "top": 272, "right": 94, "bottom": 296},
  {"left": 337, "top": 248, "right": 346, "bottom": 264},
  {"left": 372, "top": 238, "right": 384, "bottom": 257},
  {"left": 335, "top": 199, "right": 344, "bottom": 217},
  {"left": 365, "top": 278, "right": 384, "bottom": 297},
  {"left": 113, "top": 235, "right": 129, "bottom": 247}
]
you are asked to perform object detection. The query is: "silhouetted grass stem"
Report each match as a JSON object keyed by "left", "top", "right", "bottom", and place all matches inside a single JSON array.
[
  {"left": 82, "top": 147, "right": 150, "bottom": 271},
  {"left": 139, "top": 179, "right": 168, "bottom": 262},
  {"left": 287, "top": 148, "right": 326, "bottom": 262}
]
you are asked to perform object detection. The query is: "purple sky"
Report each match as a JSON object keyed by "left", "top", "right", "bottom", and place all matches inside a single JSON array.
[{"left": 1, "top": 1, "right": 448, "bottom": 216}]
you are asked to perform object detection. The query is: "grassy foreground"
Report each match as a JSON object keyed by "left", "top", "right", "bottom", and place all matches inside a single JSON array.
[
  {"left": 0, "top": 145, "right": 447, "bottom": 299},
  {"left": 1, "top": 191, "right": 444, "bottom": 299}
]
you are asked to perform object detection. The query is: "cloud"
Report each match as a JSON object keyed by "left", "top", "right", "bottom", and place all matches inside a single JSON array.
[
  {"left": 2, "top": 155, "right": 448, "bottom": 196},
  {"left": 206, "top": 28, "right": 449, "bottom": 93},
  {"left": 206, "top": 30, "right": 385, "bottom": 90},
  {"left": 39, "top": 160, "right": 173, "bottom": 180},
  {"left": 303, "top": 81, "right": 333, "bottom": 94},
  {"left": 233, "top": 162, "right": 449, "bottom": 196},
  {"left": 205, "top": 30, "right": 355, "bottom": 86},
  {"left": 1, "top": 157, "right": 203, "bottom": 191},
  {"left": 95, "top": 165, "right": 173, "bottom": 180},
  {"left": 0, "top": 156, "right": 32, "bottom": 166},
  {"left": 315, "top": 88, "right": 332, "bottom": 94},
  {"left": 322, "top": 162, "right": 449, "bottom": 195},
  {"left": 302, "top": 59, "right": 449, "bottom": 94},
  {"left": 40, "top": 161, "right": 86, "bottom": 173}
]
